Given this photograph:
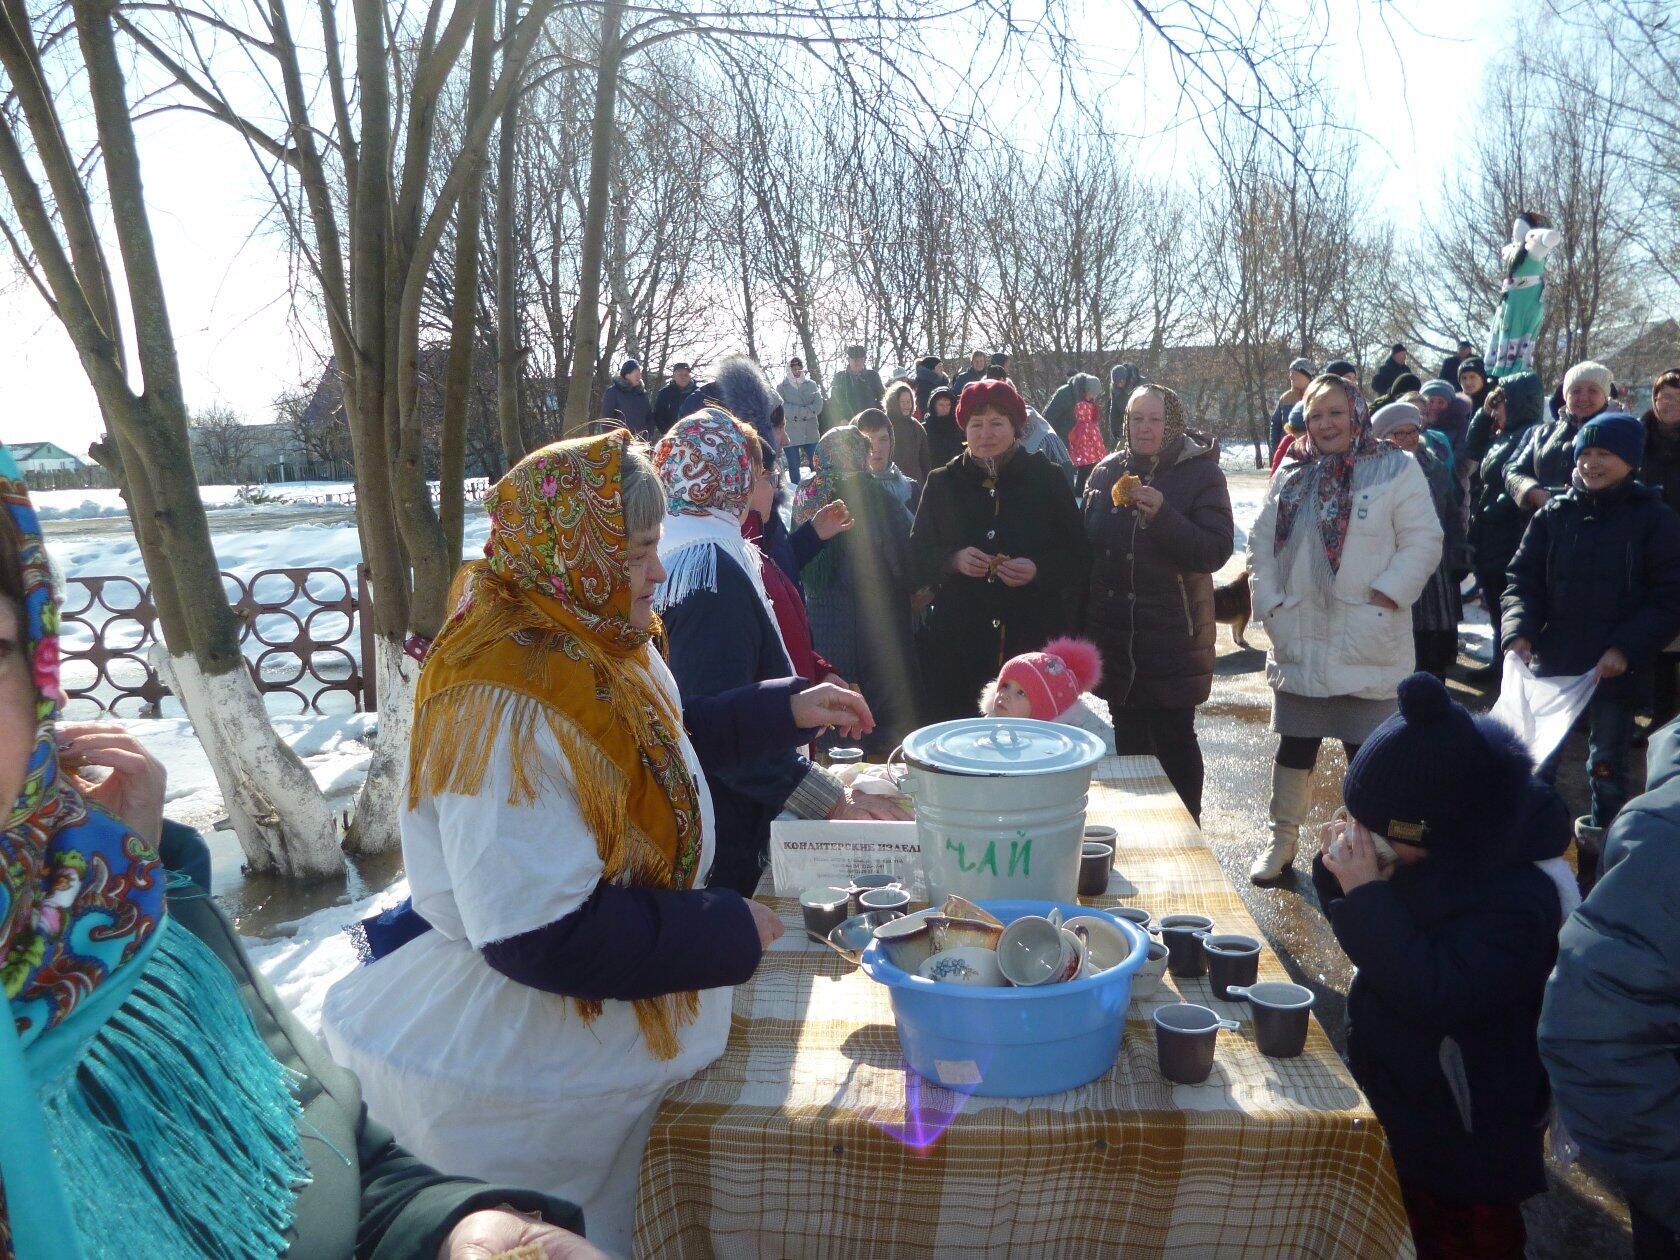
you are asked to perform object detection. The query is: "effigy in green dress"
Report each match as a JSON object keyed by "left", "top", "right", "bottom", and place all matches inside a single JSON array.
[{"left": 1486, "top": 212, "right": 1562, "bottom": 379}]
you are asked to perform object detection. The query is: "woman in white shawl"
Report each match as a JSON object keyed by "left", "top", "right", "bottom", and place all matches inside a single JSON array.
[{"left": 655, "top": 407, "right": 899, "bottom": 896}]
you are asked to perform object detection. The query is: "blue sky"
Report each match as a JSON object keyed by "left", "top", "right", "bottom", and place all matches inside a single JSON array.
[{"left": 5, "top": 0, "right": 1511, "bottom": 455}]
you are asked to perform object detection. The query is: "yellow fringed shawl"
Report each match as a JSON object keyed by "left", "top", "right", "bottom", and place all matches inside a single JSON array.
[{"left": 407, "top": 434, "right": 703, "bottom": 1061}]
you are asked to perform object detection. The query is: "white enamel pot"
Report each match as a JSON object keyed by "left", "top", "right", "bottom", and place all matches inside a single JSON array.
[{"left": 895, "top": 719, "right": 1107, "bottom": 904}]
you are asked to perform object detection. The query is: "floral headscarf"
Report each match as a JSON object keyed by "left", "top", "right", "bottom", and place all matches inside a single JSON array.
[
  {"left": 412, "top": 432, "right": 706, "bottom": 1059},
  {"left": 483, "top": 436, "right": 650, "bottom": 654},
  {"left": 654, "top": 407, "right": 756, "bottom": 519},
  {"left": 1273, "top": 375, "right": 1388, "bottom": 573},
  {"left": 1, "top": 448, "right": 162, "bottom": 1040},
  {"left": 793, "top": 427, "right": 872, "bottom": 528}
]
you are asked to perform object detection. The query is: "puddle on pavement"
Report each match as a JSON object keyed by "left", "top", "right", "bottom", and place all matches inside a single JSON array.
[{"left": 206, "top": 827, "right": 405, "bottom": 937}]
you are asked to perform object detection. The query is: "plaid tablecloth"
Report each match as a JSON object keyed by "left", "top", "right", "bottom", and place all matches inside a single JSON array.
[{"left": 633, "top": 756, "right": 1415, "bottom": 1258}]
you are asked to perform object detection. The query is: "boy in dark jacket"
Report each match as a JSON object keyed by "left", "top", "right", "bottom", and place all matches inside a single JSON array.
[
  {"left": 1502, "top": 412, "right": 1680, "bottom": 880},
  {"left": 1540, "top": 717, "right": 1680, "bottom": 1259},
  {"left": 1314, "top": 672, "right": 1571, "bottom": 1260}
]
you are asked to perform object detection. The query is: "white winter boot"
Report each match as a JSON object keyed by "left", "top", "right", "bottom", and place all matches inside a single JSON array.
[{"left": 1251, "top": 763, "right": 1314, "bottom": 884}]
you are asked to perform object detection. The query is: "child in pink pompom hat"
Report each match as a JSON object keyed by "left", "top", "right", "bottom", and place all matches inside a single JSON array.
[{"left": 979, "top": 636, "right": 1116, "bottom": 754}]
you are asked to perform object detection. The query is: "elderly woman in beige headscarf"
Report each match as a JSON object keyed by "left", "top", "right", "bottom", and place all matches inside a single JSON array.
[{"left": 1080, "top": 385, "right": 1234, "bottom": 823}]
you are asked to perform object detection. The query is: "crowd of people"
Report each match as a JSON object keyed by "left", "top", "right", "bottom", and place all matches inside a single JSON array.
[{"left": 5, "top": 336, "right": 1680, "bottom": 1260}]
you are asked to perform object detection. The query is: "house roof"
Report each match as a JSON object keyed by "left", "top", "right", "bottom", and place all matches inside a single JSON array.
[{"left": 5, "top": 441, "right": 85, "bottom": 465}]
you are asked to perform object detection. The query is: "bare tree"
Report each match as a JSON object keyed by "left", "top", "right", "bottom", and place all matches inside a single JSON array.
[
  {"left": 276, "top": 385, "right": 352, "bottom": 479},
  {"left": 190, "top": 405, "right": 262, "bottom": 482},
  {"left": 0, "top": 1, "right": 343, "bottom": 875},
  {"left": 121, "top": 0, "right": 563, "bottom": 857}
]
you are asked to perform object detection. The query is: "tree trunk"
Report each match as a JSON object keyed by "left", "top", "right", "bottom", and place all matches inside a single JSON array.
[
  {"left": 439, "top": 2, "right": 495, "bottom": 570},
  {"left": 561, "top": 0, "right": 625, "bottom": 435},
  {"left": 495, "top": 0, "right": 527, "bottom": 467}
]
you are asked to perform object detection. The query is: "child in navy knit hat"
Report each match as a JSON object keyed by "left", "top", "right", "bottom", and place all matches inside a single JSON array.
[
  {"left": 1502, "top": 409, "right": 1680, "bottom": 887},
  {"left": 1316, "top": 672, "right": 1573, "bottom": 1260}
]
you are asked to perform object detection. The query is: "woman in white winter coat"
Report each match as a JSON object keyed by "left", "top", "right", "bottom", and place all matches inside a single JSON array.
[{"left": 1246, "top": 374, "right": 1444, "bottom": 883}]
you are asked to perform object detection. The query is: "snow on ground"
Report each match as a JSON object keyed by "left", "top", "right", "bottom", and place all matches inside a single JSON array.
[
  {"left": 34, "top": 481, "right": 355, "bottom": 521},
  {"left": 33, "top": 478, "right": 491, "bottom": 522},
  {"left": 243, "top": 880, "right": 409, "bottom": 1036}
]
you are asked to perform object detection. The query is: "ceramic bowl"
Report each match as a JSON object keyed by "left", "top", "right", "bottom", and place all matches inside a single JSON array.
[
  {"left": 873, "top": 912, "right": 938, "bottom": 972},
  {"left": 825, "top": 910, "right": 903, "bottom": 965},
  {"left": 1065, "top": 914, "right": 1132, "bottom": 975},
  {"left": 917, "top": 946, "right": 1006, "bottom": 987}
]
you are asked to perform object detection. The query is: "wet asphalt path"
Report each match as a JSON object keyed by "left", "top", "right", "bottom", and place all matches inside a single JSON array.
[{"left": 1196, "top": 555, "right": 1635, "bottom": 1257}]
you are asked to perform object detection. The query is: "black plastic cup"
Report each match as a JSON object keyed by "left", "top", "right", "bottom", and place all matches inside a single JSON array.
[
  {"left": 1201, "top": 933, "right": 1262, "bottom": 1001},
  {"left": 1078, "top": 841, "right": 1114, "bottom": 896},
  {"left": 799, "top": 886, "right": 852, "bottom": 945},
  {"left": 848, "top": 873, "right": 902, "bottom": 916},
  {"left": 1159, "top": 913, "right": 1214, "bottom": 978},
  {"left": 1226, "top": 982, "right": 1315, "bottom": 1058},
  {"left": 1110, "top": 905, "right": 1154, "bottom": 932},
  {"left": 1153, "top": 1002, "right": 1239, "bottom": 1084}
]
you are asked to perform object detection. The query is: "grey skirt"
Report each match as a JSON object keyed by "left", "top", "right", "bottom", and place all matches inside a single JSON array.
[{"left": 1270, "top": 689, "right": 1397, "bottom": 745}]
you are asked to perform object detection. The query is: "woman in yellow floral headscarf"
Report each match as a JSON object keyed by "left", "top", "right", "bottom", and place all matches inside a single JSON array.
[{"left": 321, "top": 430, "right": 785, "bottom": 1254}]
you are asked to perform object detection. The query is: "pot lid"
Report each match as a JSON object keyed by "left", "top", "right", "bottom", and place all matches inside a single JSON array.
[{"left": 901, "top": 718, "right": 1106, "bottom": 777}]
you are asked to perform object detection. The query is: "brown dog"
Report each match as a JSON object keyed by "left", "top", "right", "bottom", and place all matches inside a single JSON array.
[{"left": 1213, "top": 569, "right": 1252, "bottom": 649}]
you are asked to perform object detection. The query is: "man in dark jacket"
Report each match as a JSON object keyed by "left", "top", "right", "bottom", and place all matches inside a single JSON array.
[
  {"left": 823, "top": 345, "right": 884, "bottom": 432},
  {"left": 1370, "top": 343, "right": 1410, "bottom": 398},
  {"left": 1314, "top": 672, "right": 1570, "bottom": 1259},
  {"left": 651, "top": 361, "right": 696, "bottom": 434},
  {"left": 1540, "top": 717, "right": 1680, "bottom": 1259},
  {"left": 1506, "top": 360, "right": 1614, "bottom": 514},
  {"left": 600, "top": 359, "right": 654, "bottom": 440},
  {"left": 1108, "top": 362, "right": 1142, "bottom": 445},
  {"left": 951, "top": 349, "right": 988, "bottom": 397},
  {"left": 1439, "top": 338, "right": 1476, "bottom": 385},
  {"left": 1503, "top": 412, "right": 1680, "bottom": 870},
  {"left": 911, "top": 354, "right": 949, "bottom": 416},
  {"left": 1468, "top": 371, "right": 1543, "bottom": 650}
]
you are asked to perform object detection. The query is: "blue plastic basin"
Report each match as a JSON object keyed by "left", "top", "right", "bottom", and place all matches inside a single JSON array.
[{"left": 859, "top": 898, "right": 1147, "bottom": 1096}]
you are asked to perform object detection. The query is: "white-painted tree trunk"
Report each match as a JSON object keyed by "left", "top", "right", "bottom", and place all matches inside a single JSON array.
[
  {"left": 155, "top": 649, "right": 345, "bottom": 878},
  {"left": 345, "top": 635, "right": 417, "bottom": 855}
]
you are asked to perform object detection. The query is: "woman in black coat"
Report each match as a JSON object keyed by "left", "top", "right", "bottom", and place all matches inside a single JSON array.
[
  {"left": 911, "top": 380, "right": 1086, "bottom": 723},
  {"left": 1081, "top": 384, "right": 1233, "bottom": 820}
]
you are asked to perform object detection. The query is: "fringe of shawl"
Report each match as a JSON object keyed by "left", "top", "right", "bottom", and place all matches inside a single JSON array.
[
  {"left": 35, "top": 919, "right": 309, "bottom": 1259},
  {"left": 408, "top": 584, "right": 700, "bottom": 1060}
]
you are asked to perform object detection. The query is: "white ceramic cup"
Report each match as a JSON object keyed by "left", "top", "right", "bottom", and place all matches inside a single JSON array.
[
  {"left": 1130, "top": 940, "right": 1170, "bottom": 998},
  {"left": 997, "top": 915, "right": 1075, "bottom": 986}
]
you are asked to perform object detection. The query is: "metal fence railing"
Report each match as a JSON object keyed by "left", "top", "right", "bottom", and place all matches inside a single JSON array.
[{"left": 58, "top": 565, "right": 377, "bottom": 718}]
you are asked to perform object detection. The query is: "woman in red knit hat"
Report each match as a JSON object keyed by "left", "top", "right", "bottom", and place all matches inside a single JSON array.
[{"left": 910, "top": 379, "right": 1086, "bottom": 722}]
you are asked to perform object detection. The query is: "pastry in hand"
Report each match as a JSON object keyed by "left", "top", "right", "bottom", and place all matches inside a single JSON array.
[
  {"left": 1111, "top": 474, "right": 1142, "bottom": 507},
  {"left": 987, "top": 554, "right": 1010, "bottom": 577}
]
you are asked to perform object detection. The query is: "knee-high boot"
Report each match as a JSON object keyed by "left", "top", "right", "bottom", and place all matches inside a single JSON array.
[{"left": 1251, "top": 763, "right": 1313, "bottom": 883}]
